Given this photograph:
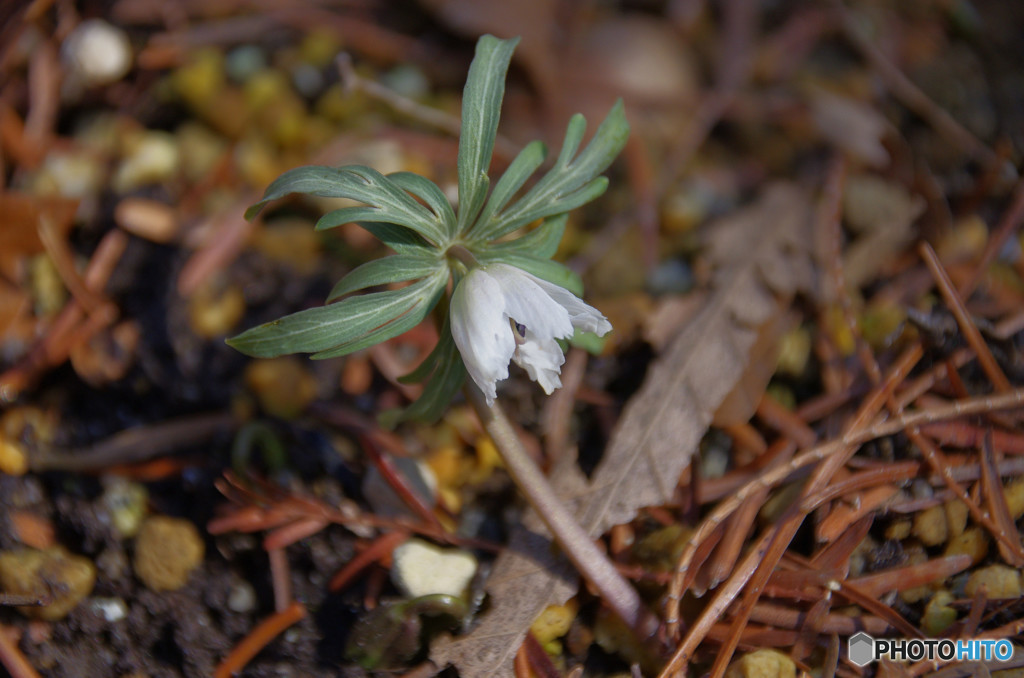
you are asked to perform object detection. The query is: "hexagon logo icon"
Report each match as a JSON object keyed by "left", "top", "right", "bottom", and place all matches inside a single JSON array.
[{"left": 848, "top": 632, "right": 875, "bottom": 667}]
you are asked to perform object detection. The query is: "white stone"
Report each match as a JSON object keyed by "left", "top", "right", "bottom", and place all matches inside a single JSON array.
[
  {"left": 63, "top": 20, "right": 132, "bottom": 87},
  {"left": 90, "top": 597, "right": 127, "bottom": 622},
  {"left": 390, "top": 538, "right": 476, "bottom": 599},
  {"left": 113, "top": 132, "right": 180, "bottom": 193}
]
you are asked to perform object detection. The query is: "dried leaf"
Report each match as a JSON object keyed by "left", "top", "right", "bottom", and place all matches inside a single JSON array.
[
  {"left": 841, "top": 174, "right": 924, "bottom": 289},
  {"left": 432, "top": 183, "right": 815, "bottom": 677},
  {"left": 809, "top": 89, "right": 891, "bottom": 168},
  {"left": 712, "top": 311, "right": 793, "bottom": 428},
  {"left": 578, "top": 183, "right": 815, "bottom": 535},
  {"left": 430, "top": 451, "right": 588, "bottom": 676},
  {"left": 0, "top": 193, "right": 78, "bottom": 280}
]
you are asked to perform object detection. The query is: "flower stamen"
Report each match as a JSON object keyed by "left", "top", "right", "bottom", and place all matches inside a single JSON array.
[{"left": 510, "top": 319, "right": 527, "bottom": 346}]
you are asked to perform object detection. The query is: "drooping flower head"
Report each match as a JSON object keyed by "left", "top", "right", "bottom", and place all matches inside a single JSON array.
[{"left": 449, "top": 263, "right": 611, "bottom": 404}]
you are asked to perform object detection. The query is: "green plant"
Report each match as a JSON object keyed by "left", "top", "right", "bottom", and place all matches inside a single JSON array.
[
  {"left": 229, "top": 35, "right": 627, "bottom": 423},
  {"left": 229, "top": 35, "right": 656, "bottom": 638}
]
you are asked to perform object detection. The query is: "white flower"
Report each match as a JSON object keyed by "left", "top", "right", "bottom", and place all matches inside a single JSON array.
[{"left": 449, "top": 263, "right": 611, "bottom": 404}]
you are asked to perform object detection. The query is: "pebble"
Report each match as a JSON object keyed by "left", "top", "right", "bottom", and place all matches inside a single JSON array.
[
  {"left": 923, "top": 589, "right": 957, "bottom": 635},
  {"left": 390, "top": 538, "right": 476, "bottom": 599},
  {"left": 0, "top": 547, "right": 96, "bottom": 620},
  {"left": 966, "top": 565, "right": 1023, "bottom": 599},
  {"left": 113, "top": 131, "right": 180, "bottom": 193},
  {"left": 225, "top": 45, "right": 267, "bottom": 83},
  {"left": 913, "top": 504, "right": 948, "bottom": 546},
  {"left": 100, "top": 476, "right": 148, "bottom": 538},
  {"left": 725, "top": 649, "right": 796, "bottom": 678},
  {"left": 133, "top": 516, "right": 204, "bottom": 591},
  {"left": 35, "top": 150, "right": 106, "bottom": 200},
  {"left": 187, "top": 278, "right": 245, "bottom": 338},
  {"left": 115, "top": 198, "right": 179, "bottom": 243},
  {"left": 89, "top": 597, "right": 128, "bottom": 622},
  {"left": 62, "top": 19, "right": 132, "bottom": 87},
  {"left": 646, "top": 259, "right": 693, "bottom": 295},
  {"left": 244, "top": 357, "right": 318, "bottom": 420},
  {"left": 530, "top": 599, "right": 578, "bottom": 647},
  {"left": 944, "top": 526, "right": 989, "bottom": 566},
  {"left": 0, "top": 437, "right": 28, "bottom": 475},
  {"left": 227, "top": 580, "right": 257, "bottom": 613}
]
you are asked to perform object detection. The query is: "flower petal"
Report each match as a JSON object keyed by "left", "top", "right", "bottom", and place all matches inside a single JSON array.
[
  {"left": 487, "top": 264, "right": 575, "bottom": 341},
  {"left": 449, "top": 268, "right": 516, "bottom": 404},
  {"left": 527, "top": 274, "right": 612, "bottom": 336},
  {"left": 513, "top": 336, "right": 564, "bottom": 394},
  {"left": 449, "top": 262, "right": 613, "bottom": 404}
]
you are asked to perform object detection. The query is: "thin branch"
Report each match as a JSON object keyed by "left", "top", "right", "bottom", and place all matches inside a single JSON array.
[
  {"left": 919, "top": 241, "right": 1012, "bottom": 392},
  {"left": 833, "top": 0, "right": 1002, "bottom": 169},
  {"left": 465, "top": 384, "right": 659, "bottom": 638},
  {"left": 336, "top": 53, "right": 519, "bottom": 161}
]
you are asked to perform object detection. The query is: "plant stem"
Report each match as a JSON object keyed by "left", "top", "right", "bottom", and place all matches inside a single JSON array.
[{"left": 465, "top": 383, "right": 659, "bottom": 638}]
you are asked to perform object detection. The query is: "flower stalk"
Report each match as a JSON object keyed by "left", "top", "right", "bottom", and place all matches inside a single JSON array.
[{"left": 465, "top": 382, "right": 659, "bottom": 638}]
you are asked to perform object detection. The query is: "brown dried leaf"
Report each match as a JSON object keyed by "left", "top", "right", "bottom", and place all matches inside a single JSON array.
[
  {"left": 713, "top": 310, "right": 793, "bottom": 428},
  {"left": 0, "top": 193, "right": 78, "bottom": 281},
  {"left": 841, "top": 174, "right": 924, "bottom": 289},
  {"left": 432, "top": 183, "right": 815, "bottom": 677},
  {"left": 577, "top": 182, "right": 815, "bottom": 535},
  {"left": 809, "top": 89, "right": 891, "bottom": 168},
  {"left": 430, "top": 451, "right": 588, "bottom": 676}
]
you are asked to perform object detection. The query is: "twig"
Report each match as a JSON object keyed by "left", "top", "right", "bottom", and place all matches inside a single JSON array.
[
  {"left": 832, "top": 0, "right": 1001, "bottom": 169},
  {"left": 267, "top": 547, "right": 291, "bottom": 614},
  {"left": 659, "top": 0, "right": 757, "bottom": 194},
  {"left": 336, "top": 53, "right": 519, "bottom": 161},
  {"left": 361, "top": 433, "right": 446, "bottom": 534},
  {"left": 213, "top": 601, "right": 306, "bottom": 678},
  {"left": 959, "top": 177, "right": 1024, "bottom": 298},
  {"left": 0, "top": 229, "right": 127, "bottom": 401},
  {"left": 911, "top": 430, "right": 1024, "bottom": 565},
  {"left": 329, "top": 530, "right": 409, "bottom": 592},
  {"left": 30, "top": 412, "right": 238, "bottom": 472},
  {"left": 919, "top": 241, "right": 1012, "bottom": 392},
  {"left": 465, "top": 384, "right": 658, "bottom": 638},
  {"left": 0, "top": 625, "right": 40, "bottom": 678}
]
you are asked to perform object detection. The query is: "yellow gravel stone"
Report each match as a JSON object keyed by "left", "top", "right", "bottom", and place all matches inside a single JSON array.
[
  {"left": 530, "top": 599, "right": 579, "bottom": 646},
  {"left": 244, "top": 356, "right": 317, "bottom": 419},
  {"left": 965, "top": 565, "right": 1023, "bottom": 599},
  {"left": 133, "top": 516, "right": 204, "bottom": 591},
  {"left": 923, "top": 590, "right": 957, "bottom": 636},
  {"left": 725, "top": 649, "right": 796, "bottom": 678},
  {"left": 913, "top": 504, "right": 948, "bottom": 546},
  {"left": 0, "top": 547, "right": 96, "bottom": 620},
  {"left": 944, "top": 527, "right": 989, "bottom": 566}
]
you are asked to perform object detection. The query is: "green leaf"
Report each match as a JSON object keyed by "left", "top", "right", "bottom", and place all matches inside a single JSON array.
[
  {"left": 245, "top": 165, "right": 448, "bottom": 246},
  {"left": 358, "top": 223, "right": 430, "bottom": 254},
  {"left": 481, "top": 213, "right": 567, "bottom": 259},
  {"left": 456, "top": 35, "right": 519, "bottom": 235},
  {"left": 387, "top": 172, "right": 457, "bottom": 234},
  {"left": 393, "top": 321, "right": 467, "bottom": 423},
  {"left": 475, "top": 251, "right": 583, "bottom": 296},
  {"left": 327, "top": 253, "right": 443, "bottom": 301},
  {"left": 227, "top": 271, "right": 446, "bottom": 358},
  {"left": 467, "top": 140, "right": 546, "bottom": 240},
  {"left": 555, "top": 114, "right": 587, "bottom": 166},
  {"left": 310, "top": 280, "right": 445, "bottom": 359},
  {"left": 478, "top": 100, "right": 629, "bottom": 241},
  {"left": 568, "top": 327, "right": 607, "bottom": 355}
]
